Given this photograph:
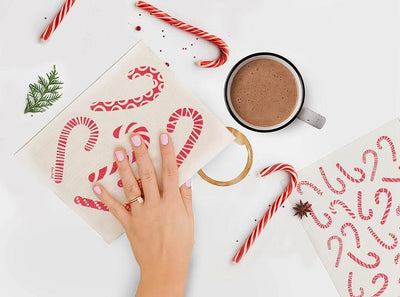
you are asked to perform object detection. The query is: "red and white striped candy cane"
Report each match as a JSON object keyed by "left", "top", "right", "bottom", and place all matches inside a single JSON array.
[
  {"left": 319, "top": 166, "right": 346, "bottom": 195},
  {"left": 327, "top": 235, "right": 343, "bottom": 268},
  {"left": 397, "top": 205, "right": 400, "bottom": 216},
  {"left": 347, "top": 272, "right": 365, "bottom": 297},
  {"left": 377, "top": 135, "right": 397, "bottom": 162},
  {"left": 367, "top": 226, "right": 398, "bottom": 250},
  {"left": 336, "top": 163, "right": 366, "bottom": 183},
  {"left": 309, "top": 207, "right": 333, "bottom": 229},
  {"left": 371, "top": 273, "right": 389, "bottom": 297},
  {"left": 357, "top": 191, "right": 373, "bottom": 221},
  {"left": 347, "top": 251, "right": 380, "bottom": 269},
  {"left": 296, "top": 180, "right": 323, "bottom": 196},
  {"left": 341, "top": 222, "right": 361, "bottom": 248},
  {"left": 166, "top": 108, "right": 203, "bottom": 167},
  {"left": 88, "top": 123, "right": 150, "bottom": 183},
  {"left": 74, "top": 196, "right": 139, "bottom": 212},
  {"left": 329, "top": 199, "right": 356, "bottom": 219},
  {"left": 232, "top": 164, "right": 298, "bottom": 263},
  {"left": 362, "top": 149, "right": 378, "bottom": 182},
  {"left": 381, "top": 176, "right": 400, "bottom": 182},
  {"left": 40, "top": 0, "right": 76, "bottom": 41},
  {"left": 90, "top": 66, "right": 164, "bottom": 112},
  {"left": 394, "top": 253, "right": 400, "bottom": 264},
  {"left": 374, "top": 188, "right": 392, "bottom": 225},
  {"left": 53, "top": 116, "right": 99, "bottom": 183},
  {"left": 136, "top": 1, "right": 229, "bottom": 68}
]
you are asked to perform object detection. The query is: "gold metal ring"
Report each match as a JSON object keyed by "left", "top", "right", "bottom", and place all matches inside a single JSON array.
[
  {"left": 197, "top": 127, "right": 253, "bottom": 186},
  {"left": 128, "top": 196, "right": 144, "bottom": 204}
]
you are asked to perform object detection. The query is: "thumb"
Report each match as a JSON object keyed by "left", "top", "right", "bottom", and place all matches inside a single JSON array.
[{"left": 180, "top": 178, "right": 192, "bottom": 216}]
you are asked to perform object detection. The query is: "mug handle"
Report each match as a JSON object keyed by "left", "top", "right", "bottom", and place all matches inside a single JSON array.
[{"left": 297, "top": 107, "right": 326, "bottom": 129}]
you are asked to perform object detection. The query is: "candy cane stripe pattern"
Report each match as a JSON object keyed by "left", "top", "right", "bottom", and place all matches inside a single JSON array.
[
  {"left": 381, "top": 177, "right": 400, "bottom": 182},
  {"left": 166, "top": 108, "right": 203, "bottom": 167},
  {"left": 40, "top": 0, "right": 76, "bottom": 41},
  {"left": 357, "top": 191, "right": 373, "bottom": 221},
  {"left": 362, "top": 149, "right": 378, "bottom": 182},
  {"left": 90, "top": 66, "right": 164, "bottom": 111},
  {"left": 327, "top": 235, "right": 343, "bottom": 268},
  {"left": 336, "top": 163, "right": 366, "bottom": 183},
  {"left": 319, "top": 166, "right": 346, "bottom": 195},
  {"left": 371, "top": 273, "right": 389, "bottom": 297},
  {"left": 309, "top": 207, "right": 333, "bottom": 229},
  {"left": 347, "top": 272, "right": 365, "bottom": 297},
  {"left": 347, "top": 251, "right": 380, "bottom": 269},
  {"left": 54, "top": 117, "right": 99, "bottom": 183},
  {"left": 341, "top": 222, "right": 361, "bottom": 248},
  {"left": 367, "top": 226, "right": 398, "bottom": 250},
  {"left": 329, "top": 199, "right": 356, "bottom": 219},
  {"left": 377, "top": 135, "right": 397, "bottom": 162},
  {"left": 296, "top": 180, "right": 323, "bottom": 196},
  {"left": 74, "top": 196, "right": 109, "bottom": 211},
  {"left": 374, "top": 188, "right": 392, "bottom": 225},
  {"left": 232, "top": 164, "right": 298, "bottom": 263},
  {"left": 136, "top": 1, "right": 229, "bottom": 68}
]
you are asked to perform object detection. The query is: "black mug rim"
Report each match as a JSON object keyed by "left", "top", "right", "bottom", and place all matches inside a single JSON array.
[{"left": 224, "top": 52, "right": 306, "bottom": 133}]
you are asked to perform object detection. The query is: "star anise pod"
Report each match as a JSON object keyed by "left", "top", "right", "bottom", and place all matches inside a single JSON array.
[{"left": 293, "top": 200, "right": 312, "bottom": 219}]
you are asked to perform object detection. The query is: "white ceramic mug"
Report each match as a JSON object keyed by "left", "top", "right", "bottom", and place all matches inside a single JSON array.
[{"left": 225, "top": 52, "right": 326, "bottom": 132}]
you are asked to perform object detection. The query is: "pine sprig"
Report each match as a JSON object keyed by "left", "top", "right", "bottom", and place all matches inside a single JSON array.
[{"left": 24, "top": 65, "right": 63, "bottom": 114}]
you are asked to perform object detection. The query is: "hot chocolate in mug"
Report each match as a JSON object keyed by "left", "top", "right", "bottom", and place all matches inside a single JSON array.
[{"left": 225, "top": 53, "right": 326, "bottom": 132}]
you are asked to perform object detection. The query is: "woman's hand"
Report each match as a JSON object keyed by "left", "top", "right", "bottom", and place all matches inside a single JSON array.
[{"left": 92, "top": 133, "right": 193, "bottom": 297}]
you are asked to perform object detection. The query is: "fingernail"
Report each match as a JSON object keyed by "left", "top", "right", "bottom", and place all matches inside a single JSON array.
[
  {"left": 131, "top": 135, "right": 141, "bottom": 147},
  {"left": 160, "top": 133, "right": 169, "bottom": 145},
  {"left": 185, "top": 179, "right": 192, "bottom": 188},
  {"left": 115, "top": 150, "right": 124, "bottom": 161},
  {"left": 93, "top": 186, "right": 102, "bottom": 195}
]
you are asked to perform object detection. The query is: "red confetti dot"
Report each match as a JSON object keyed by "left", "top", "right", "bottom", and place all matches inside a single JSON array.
[
  {"left": 136, "top": 26, "right": 141, "bottom": 31},
  {"left": 193, "top": 56, "right": 196, "bottom": 58},
  {"left": 159, "top": 50, "right": 162, "bottom": 52},
  {"left": 165, "top": 62, "right": 170, "bottom": 67},
  {"left": 190, "top": 43, "right": 193, "bottom": 46},
  {"left": 196, "top": 37, "right": 199, "bottom": 40}
]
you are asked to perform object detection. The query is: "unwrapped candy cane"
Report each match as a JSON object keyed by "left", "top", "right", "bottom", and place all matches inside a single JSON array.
[
  {"left": 232, "top": 163, "right": 298, "bottom": 263},
  {"left": 136, "top": 1, "right": 229, "bottom": 68}
]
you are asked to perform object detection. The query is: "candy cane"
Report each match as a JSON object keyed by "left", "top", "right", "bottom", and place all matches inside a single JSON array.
[
  {"left": 327, "top": 235, "right": 343, "bottom": 268},
  {"left": 347, "top": 272, "right": 365, "bottom": 297},
  {"left": 374, "top": 188, "right": 392, "bottom": 225},
  {"left": 232, "top": 164, "right": 298, "bottom": 263},
  {"left": 396, "top": 205, "right": 400, "bottom": 216},
  {"left": 74, "top": 196, "right": 137, "bottom": 212},
  {"left": 309, "top": 207, "right": 333, "bottom": 229},
  {"left": 88, "top": 123, "right": 150, "bottom": 183},
  {"left": 362, "top": 149, "right": 378, "bottom": 182},
  {"left": 367, "top": 226, "right": 398, "bottom": 250},
  {"left": 371, "top": 273, "right": 389, "bottom": 297},
  {"left": 377, "top": 135, "right": 397, "bottom": 162},
  {"left": 340, "top": 222, "right": 361, "bottom": 248},
  {"left": 40, "top": 0, "right": 76, "bottom": 41},
  {"left": 347, "top": 251, "right": 380, "bottom": 269},
  {"left": 319, "top": 167, "right": 346, "bottom": 195},
  {"left": 329, "top": 200, "right": 356, "bottom": 219},
  {"left": 394, "top": 253, "right": 400, "bottom": 264},
  {"left": 90, "top": 66, "right": 164, "bottom": 112},
  {"left": 381, "top": 177, "right": 400, "bottom": 182},
  {"left": 357, "top": 191, "right": 373, "bottom": 221},
  {"left": 166, "top": 108, "right": 203, "bottom": 167},
  {"left": 296, "top": 180, "right": 323, "bottom": 196},
  {"left": 53, "top": 117, "right": 99, "bottom": 183},
  {"left": 336, "top": 163, "right": 365, "bottom": 183},
  {"left": 136, "top": 1, "right": 229, "bottom": 68}
]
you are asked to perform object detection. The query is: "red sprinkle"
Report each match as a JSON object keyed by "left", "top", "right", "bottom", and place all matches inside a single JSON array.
[
  {"left": 165, "top": 62, "right": 170, "bottom": 67},
  {"left": 136, "top": 26, "right": 141, "bottom": 31}
]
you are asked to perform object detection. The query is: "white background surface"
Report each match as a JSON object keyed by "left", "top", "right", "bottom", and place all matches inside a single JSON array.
[{"left": 0, "top": 0, "right": 399, "bottom": 296}]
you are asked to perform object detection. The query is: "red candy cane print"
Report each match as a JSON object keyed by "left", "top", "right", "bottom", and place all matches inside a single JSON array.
[
  {"left": 166, "top": 108, "right": 203, "bottom": 167},
  {"left": 90, "top": 66, "right": 165, "bottom": 112},
  {"left": 371, "top": 273, "right": 389, "bottom": 297},
  {"left": 367, "top": 226, "right": 398, "bottom": 250},
  {"left": 327, "top": 235, "right": 343, "bottom": 268},
  {"left": 362, "top": 149, "right": 378, "bottom": 182},
  {"left": 347, "top": 251, "right": 380, "bottom": 269},
  {"left": 296, "top": 180, "right": 323, "bottom": 196},
  {"left": 347, "top": 272, "right": 365, "bottom": 297},
  {"left": 377, "top": 135, "right": 397, "bottom": 162},
  {"left": 319, "top": 167, "right": 346, "bottom": 195},
  {"left": 88, "top": 123, "right": 150, "bottom": 183},
  {"left": 394, "top": 253, "right": 400, "bottom": 264},
  {"left": 381, "top": 176, "right": 400, "bottom": 183},
  {"left": 309, "top": 207, "right": 333, "bottom": 229},
  {"left": 335, "top": 163, "right": 366, "bottom": 183},
  {"left": 340, "top": 222, "right": 361, "bottom": 248},
  {"left": 357, "top": 191, "right": 373, "bottom": 221},
  {"left": 74, "top": 196, "right": 108, "bottom": 211},
  {"left": 374, "top": 188, "right": 392, "bottom": 225},
  {"left": 397, "top": 205, "right": 400, "bottom": 216},
  {"left": 329, "top": 200, "right": 356, "bottom": 219},
  {"left": 53, "top": 117, "right": 99, "bottom": 183}
]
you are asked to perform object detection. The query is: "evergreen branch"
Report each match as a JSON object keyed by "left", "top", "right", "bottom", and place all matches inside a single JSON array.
[{"left": 24, "top": 65, "right": 64, "bottom": 114}]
